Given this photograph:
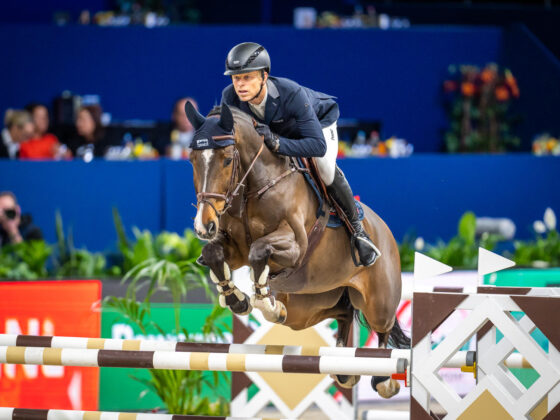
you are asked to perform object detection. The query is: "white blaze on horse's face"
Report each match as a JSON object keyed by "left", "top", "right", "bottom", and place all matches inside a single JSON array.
[
  {"left": 193, "top": 149, "right": 214, "bottom": 237},
  {"left": 190, "top": 147, "right": 236, "bottom": 241}
]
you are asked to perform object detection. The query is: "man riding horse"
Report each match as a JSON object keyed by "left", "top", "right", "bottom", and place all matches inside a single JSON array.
[
  {"left": 186, "top": 43, "right": 407, "bottom": 398},
  {"left": 221, "top": 42, "right": 380, "bottom": 267}
]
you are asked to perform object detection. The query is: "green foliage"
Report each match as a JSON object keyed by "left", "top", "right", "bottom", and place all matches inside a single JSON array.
[
  {"left": 121, "top": 256, "right": 210, "bottom": 332},
  {"left": 52, "top": 211, "right": 114, "bottom": 278},
  {"left": 511, "top": 213, "right": 560, "bottom": 267},
  {"left": 458, "top": 212, "right": 476, "bottom": 245},
  {"left": 133, "top": 370, "right": 228, "bottom": 415},
  {"left": 513, "top": 230, "right": 560, "bottom": 267},
  {"left": 0, "top": 209, "right": 206, "bottom": 281},
  {"left": 112, "top": 209, "right": 209, "bottom": 332},
  {"left": 104, "top": 296, "right": 150, "bottom": 334},
  {"left": 398, "top": 234, "right": 417, "bottom": 272},
  {"left": 427, "top": 212, "right": 501, "bottom": 269},
  {"left": 104, "top": 231, "right": 228, "bottom": 415},
  {"left": 0, "top": 240, "right": 51, "bottom": 279},
  {"left": 399, "top": 212, "right": 502, "bottom": 270},
  {"left": 113, "top": 207, "right": 204, "bottom": 273}
]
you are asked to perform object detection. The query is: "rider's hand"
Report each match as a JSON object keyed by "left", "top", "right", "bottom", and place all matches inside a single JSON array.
[{"left": 255, "top": 123, "right": 280, "bottom": 153}]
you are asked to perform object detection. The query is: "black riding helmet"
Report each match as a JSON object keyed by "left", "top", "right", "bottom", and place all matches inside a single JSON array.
[{"left": 224, "top": 42, "right": 271, "bottom": 76}]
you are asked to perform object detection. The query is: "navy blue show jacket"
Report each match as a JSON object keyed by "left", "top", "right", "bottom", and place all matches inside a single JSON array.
[{"left": 221, "top": 76, "right": 339, "bottom": 158}]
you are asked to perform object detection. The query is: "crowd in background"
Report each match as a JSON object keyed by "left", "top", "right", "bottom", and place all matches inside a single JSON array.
[{"left": 0, "top": 97, "right": 198, "bottom": 161}]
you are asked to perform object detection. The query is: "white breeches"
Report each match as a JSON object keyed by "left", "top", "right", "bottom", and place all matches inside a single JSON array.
[{"left": 315, "top": 122, "right": 339, "bottom": 186}]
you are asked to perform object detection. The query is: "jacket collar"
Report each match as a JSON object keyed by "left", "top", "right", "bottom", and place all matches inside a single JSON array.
[{"left": 264, "top": 78, "right": 280, "bottom": 125}]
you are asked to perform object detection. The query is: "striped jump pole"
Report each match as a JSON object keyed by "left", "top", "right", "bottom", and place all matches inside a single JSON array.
[
  {"left": 0, "top": 408, "right": 288, "bottom": 420},
  {"left": 1, "top": 333, "right": 394, "bottom": 356},
  {"left": 0, "top": 346, "right": 406, "bottom": 377},
  {"left": 0, "top": 334, "right": 477, "bottom": 368}
]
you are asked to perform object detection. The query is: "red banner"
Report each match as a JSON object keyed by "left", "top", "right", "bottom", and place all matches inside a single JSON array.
[{"left": 0, "top": 280, "right": 101, "bottom": 410}]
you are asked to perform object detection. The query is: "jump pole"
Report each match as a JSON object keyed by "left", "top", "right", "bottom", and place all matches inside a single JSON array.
[
  {"left": 0, "top": 408, "right": 289, "bottom": 420},
  {"left": 0, "top": 346, "right": 406, "bottom": 377},
  {"left": 5, "top": 334, "right": 537, "bottom": 369},
  {"left": 0, "top": 334, "right": 481, "bottom": 369}
]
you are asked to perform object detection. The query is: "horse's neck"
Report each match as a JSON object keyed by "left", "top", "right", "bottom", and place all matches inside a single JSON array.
[
  {"left": 237, "top": 140, "right": 289, "bottom": 190},
  {"left": 237, "top": 138, "right": 319, "bottom": 223}
]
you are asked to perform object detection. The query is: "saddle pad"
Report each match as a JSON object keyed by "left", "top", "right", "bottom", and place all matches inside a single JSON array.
[{"left": 327, "top": 199, "right": 365, "bottom": 228}]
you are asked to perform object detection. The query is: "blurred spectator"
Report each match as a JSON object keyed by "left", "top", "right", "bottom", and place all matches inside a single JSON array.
[
  {"left": 0, "top": 191, "right": 43, "bottom": 247},
  {"left": 1, "top": 110, "right": 34, "bottom": 159},
  {"left": 19, "top": 103, "right": 67, "bottom": 160},
  {"left": 64, "top": 105, "right": 118, "bottom": 158},
  {"left": 155, "top": 97, "right": 197, "bottom": 158}
]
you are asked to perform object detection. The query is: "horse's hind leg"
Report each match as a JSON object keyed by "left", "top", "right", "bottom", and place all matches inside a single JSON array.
[
  {"left": 200, "top": 240, "right": 251, "bottom": 315},
  {"left": 348, "top": 285, "right": 403, "bottom": 399},
  {"left": 332, "top": 290, "right": 361, "bottom": 389},
  {"left": 373, "top": 330, "right": 401, "bottom": 399}
]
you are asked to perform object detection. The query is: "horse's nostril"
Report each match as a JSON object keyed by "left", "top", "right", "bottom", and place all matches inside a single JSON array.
[{"left": 207, "top": 221, "right": 216, "bottom": 236}]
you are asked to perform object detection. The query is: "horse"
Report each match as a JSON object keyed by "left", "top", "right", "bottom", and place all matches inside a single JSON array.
[{"left": 186, "top": 102, "right": 408, "bottom": 398}]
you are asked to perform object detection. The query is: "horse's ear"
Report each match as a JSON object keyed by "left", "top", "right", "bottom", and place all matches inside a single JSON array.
[
  {"left": 219, "top": 104, "right": 234, "bottom": 132},
  {"left": 185, "top": 101, "right": 205, "bottom": 130}
]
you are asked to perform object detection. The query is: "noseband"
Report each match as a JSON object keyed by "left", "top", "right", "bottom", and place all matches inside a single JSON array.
[{"left": 195, "top": 134, "right": 265, "bottom": 217}]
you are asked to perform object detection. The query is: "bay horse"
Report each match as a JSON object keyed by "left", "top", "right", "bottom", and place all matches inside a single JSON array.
[{"left": 186, "top": 102, "right": 408, "bottom": 398}]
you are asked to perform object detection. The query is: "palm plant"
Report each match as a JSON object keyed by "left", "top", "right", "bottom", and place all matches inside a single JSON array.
[{"left": 105, "top": 209, "right": 230, "bottom": 415}]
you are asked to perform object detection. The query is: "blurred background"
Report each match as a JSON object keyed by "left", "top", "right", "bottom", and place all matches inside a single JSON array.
[
  {"left": 1, "top": 0, "right": 559, "bottom": 417},
  {"left": 1, "top": 0, "right": 560, "bottom": 252}
]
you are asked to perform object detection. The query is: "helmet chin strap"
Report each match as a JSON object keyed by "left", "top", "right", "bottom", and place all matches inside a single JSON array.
[{"left": 248, "top": 70, "right": 266, "bottom": 103}]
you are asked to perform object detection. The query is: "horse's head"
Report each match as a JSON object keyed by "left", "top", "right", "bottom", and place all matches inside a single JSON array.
[{"left": 186, "top": 101, "right": 238, "bottom": 240}]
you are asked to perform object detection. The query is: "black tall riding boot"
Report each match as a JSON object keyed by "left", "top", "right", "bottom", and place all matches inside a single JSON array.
[{"left": 326, "top": 167, "right": 381, "bottom": 267}]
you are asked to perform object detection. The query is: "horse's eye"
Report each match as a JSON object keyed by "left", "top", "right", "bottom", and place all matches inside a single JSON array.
[{"left": 224, "top": 158, "right": 233, "bottom": 167}]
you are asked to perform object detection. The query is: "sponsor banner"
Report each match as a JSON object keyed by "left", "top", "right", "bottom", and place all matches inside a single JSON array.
[
  {"left": 100, "top": 304, "right": 231, "bottom": 411},
  {"left": 0, "top": 280, "right": 101, "bottom": 410}
]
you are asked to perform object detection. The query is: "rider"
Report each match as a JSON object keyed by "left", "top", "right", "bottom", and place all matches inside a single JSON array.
[{"left": 221, "top": 42, "right": 380, "bottom": 267}]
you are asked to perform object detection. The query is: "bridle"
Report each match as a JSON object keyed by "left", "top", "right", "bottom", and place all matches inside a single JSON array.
[
  {"left": 195, "top": 132, "right": 265, "bottom": 218},
  {"left": 194, "top": 124, "right": 309, "bottom": 242}
]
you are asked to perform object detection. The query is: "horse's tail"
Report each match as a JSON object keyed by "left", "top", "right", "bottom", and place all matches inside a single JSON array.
[
  {"left": 354, "top": 312, "right": 411, "bottom": 349},
  {"left": 388, "top": 319, "right": 410, "bottom": 349}
]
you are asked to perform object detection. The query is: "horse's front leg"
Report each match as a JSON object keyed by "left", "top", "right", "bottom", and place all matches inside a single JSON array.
[
  {"left": 199, "top": 240, "right": 252, "bottom": 315},
  {"left": 248, "top": 224, "right": 301, "bottom": 324}
]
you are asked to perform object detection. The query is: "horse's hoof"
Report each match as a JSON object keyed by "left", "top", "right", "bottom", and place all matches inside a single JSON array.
[
  {"left": 372, "top": 377, "right": 400, "bottom": 399},
  {"left": 254, "top": 298, "right": 287, "bottom": 324},
  {"left": 276, "top": 301, "right": 287, "bottom": 324},
  {"left": 333, "top": 374, "right": 360, "bottom": 389},
  {"left": 196, "top": 255, "right": 207, "bottom": 266},
  {"left": 230, "top": 298, "right": 252, "bottom": 316}
]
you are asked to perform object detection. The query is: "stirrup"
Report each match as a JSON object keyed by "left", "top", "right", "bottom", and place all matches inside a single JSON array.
[{"left": 350, "top": 234, "right": 381, "bottom": 267}]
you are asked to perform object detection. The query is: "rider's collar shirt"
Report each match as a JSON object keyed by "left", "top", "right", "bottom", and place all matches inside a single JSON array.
[{"left": 248, "top": 86, "right": 268, "bottom": 121}]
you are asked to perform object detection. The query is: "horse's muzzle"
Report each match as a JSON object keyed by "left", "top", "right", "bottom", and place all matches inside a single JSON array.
[{"left": 195, "top": 221, "right": 217, "bottom": 240}]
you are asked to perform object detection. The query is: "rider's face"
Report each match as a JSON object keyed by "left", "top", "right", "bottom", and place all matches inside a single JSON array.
[{"left": 232, "top": 71, "right": 266, "bottom": 103}]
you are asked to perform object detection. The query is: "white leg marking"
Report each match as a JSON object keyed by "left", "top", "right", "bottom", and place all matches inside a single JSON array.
[{"left": 257, "top": 265, "right": 270, "bottom": 286}]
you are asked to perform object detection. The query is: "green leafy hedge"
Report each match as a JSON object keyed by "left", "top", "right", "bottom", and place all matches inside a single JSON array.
[
  {"left": 0, "top": 209, "right": 206, "bottom": 280},
  {"left": 399, "top": 208, "right": 559, "bottom": 271},
  {"left": 2, "top": 208, "right": 558, "bottom": 280}
]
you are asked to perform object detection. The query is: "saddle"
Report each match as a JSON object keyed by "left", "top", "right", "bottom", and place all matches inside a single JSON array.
[
  {"left": 295, "top": 157, "right": 365, "bottom": 228},
  {"left": 288, "top": 157, "right": 363, "bottom": 270}
]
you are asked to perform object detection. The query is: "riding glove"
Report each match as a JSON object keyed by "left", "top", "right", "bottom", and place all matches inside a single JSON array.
[{"left": 255, "top": 123, "right": 280, "bottom": 152}]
